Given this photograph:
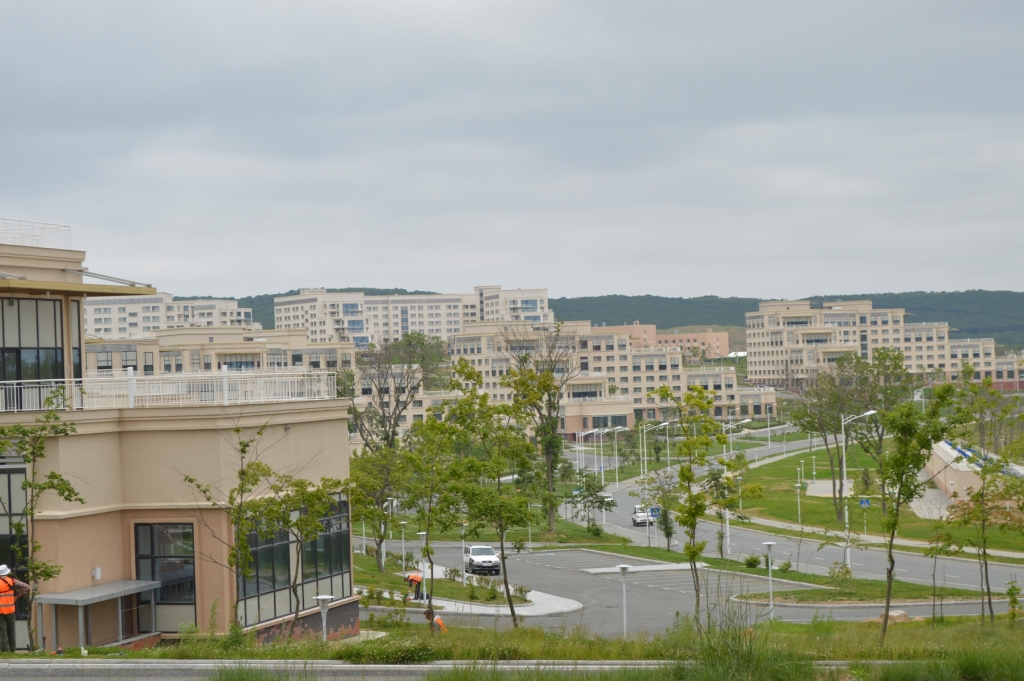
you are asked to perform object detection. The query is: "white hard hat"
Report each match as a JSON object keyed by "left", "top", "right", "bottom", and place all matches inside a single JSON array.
[{"left": 0, "top": 565, "right": 9, "bottom": 576}]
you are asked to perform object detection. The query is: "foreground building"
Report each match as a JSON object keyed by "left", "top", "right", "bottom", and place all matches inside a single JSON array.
[
  {"left": 0, "top": 221, "right": 355, "bottom": 649},
  {"left": 745, "top": 299, "right": 999, "bottom": 388}
]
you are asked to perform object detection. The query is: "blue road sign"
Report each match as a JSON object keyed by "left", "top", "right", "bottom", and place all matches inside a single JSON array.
[
  {"left": 650, "top": 507, "right": 661, "bottom": 518},
  {"left": 859, "top": 499, "right": 870, "bottom": 508}
]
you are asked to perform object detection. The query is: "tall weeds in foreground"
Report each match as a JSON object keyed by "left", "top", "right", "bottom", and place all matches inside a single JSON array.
[{"left": 876, "top": 649, "right": 1024, "bottom": 681}]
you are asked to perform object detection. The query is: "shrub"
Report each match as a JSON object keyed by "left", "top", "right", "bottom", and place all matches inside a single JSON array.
[
  {"left": 335, "top": 635, "right": 451, "bottom": 664},
  {"left": 778, "top": 561, "right": 791, "bottom": 573},
  {"left": 744, "top": 555, "right": 761, "bottom": 569},
  {"left": 511, "top": 584, "right": 531, "bottom": 601}
]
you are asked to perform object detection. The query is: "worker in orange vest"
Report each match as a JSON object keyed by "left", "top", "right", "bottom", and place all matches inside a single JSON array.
[
  {"left": 0, "top": 565, "right": 29, "bottom": 653},
  {"left": 424, "top": 607, "right": 447, "bottom": 633},
  {"left": 405, "top": 572, "right": 423, "bottom": 600}
]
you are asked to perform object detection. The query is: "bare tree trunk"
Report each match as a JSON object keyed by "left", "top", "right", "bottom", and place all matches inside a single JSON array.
[
  {"left": 289, "top": 540, "right": 303, "bottom": 638},
  {"left": 375, "top": 533, "right": 386, "bottom": 572},
  {"left": 498, "top": 526, "right": 518, "bottom": 628},
  {"left": 880, "top": 514, "right": 899, "bottom": 645},
  {"left": 931, "top": 553, "right": 938, "bottom": 627}
]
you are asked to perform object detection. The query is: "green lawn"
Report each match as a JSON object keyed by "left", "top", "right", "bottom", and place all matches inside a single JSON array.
[
  {"left": 739, "top": 431, "right": 814, "bottom": 444},
  {"left": 353, "top": 553, "right": 528, "bottom": 605},
  {"left": 737, "top": 446, "right": 1024, "bottom": 553}
]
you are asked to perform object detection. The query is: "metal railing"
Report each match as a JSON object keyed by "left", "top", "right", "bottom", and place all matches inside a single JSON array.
[
  {"left": 0, "top": 371, "right": 338, "bottom": 413},
  {"left": 0, "top": 219, "right": 73, "bottom": 250}
]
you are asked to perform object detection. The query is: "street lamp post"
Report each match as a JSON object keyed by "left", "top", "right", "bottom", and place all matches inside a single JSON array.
[
  {"left": 400, "top": 521, "right": 408, "bottom": 572},
  {"left": 738, "top": 476, "right": 743, "bottom": 512},
  {"left": 795, "top": 481, "right": 802, "bottom": 525},
  {"left": 841, "top": 410, "right": 877, "bottom": 570},
  {"left": 722, "top": 419, "right": 751, "bottom": 461},
  {"left": 315, "top": 595, "right": 334, "bottom": 643},
  {"left": 618, "top": 565, "right": 630, "bottom": 636},
  {"left": 812, "top": 456, "right": 816, "bottom": 483},
  {"left": 763, "top": 541, "right": 776, "bottom": 617},
  {"left": 661, "top": 420, "right": 677, "bottom": 470}
]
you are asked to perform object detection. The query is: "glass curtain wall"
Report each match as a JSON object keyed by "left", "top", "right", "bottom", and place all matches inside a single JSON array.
[
  {"left": 238, "top": 496, "right": 351, "bottom": 627},
  {"left": 0, "top": 299, "right": 66, "bottom": 382}
]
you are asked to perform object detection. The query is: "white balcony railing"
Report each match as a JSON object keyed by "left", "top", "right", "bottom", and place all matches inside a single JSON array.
[
  {"left": 0, "top": 218, "right": 73, "bottom": 250},
  {"left": 0, "top": 371, "right": 338, "bottom": 413}
]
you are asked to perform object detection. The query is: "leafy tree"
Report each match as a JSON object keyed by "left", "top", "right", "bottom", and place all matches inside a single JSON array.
[
  {"left": 0, "top": 390, "right": 84, "bottom": 650},
  {"left": 404, "top": 365, "right": 469, "bottom": 604},
  {"left": 501, "top": 323, "right": 581, "bottom": 532},
  {"left": 569, "top": 470, "right": 616, "bottom": 537},
  {"left": 262, "top": 475, "right": 344, "bottom": 638},
  {"left": 451, "top": 362, "right": 537, "bottom": 627},
  {"left": 847, "top": 348, "right": 916, "bottom": 515},
  {"left": 349, "top": 333, "right": 448, "bottom": 452},
  {"left": 792, "top": 358, "right": 859, "bottom": 522},
  {"left": 341, "top": 446, "right": 411, "bottom": 572},
  {"left": 649, "top": 384, "right": 726, "bottom": 634},
  {"left": 183, "top": 424, "right": 277, "bottom": 625},
  {"left": 878, "top": 385, "right": 956, "bottom": 645}
]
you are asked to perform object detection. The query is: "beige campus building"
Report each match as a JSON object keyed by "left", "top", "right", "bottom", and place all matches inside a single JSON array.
[
  {"left": 273, "top": 285, "right": 552, "bottom": 349},
  {"left": 0, "top": 220, "right": 356, "bottom": 650},
  {"left": 600, "top": 322, "right": 729, "bottom": 360},
  {"left": 85, "top": 292, "right": 257, "bottom": 339},
  {"left": 745, "top": 300, "right": 999, "bottom": 388}
]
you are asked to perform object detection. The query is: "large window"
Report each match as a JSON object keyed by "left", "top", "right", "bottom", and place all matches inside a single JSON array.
[
  {"left": 0, "top": 299, "right": 67, "bottom": 382},
  {"left": 135, "top": 523, "right": 196, "bottom": 632},
  {"left": 238, "top": 496, "right": 351, "bottom": 628}
]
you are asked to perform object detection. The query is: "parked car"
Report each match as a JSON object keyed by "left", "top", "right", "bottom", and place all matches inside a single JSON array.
[
  {"left": 464, "top": 545, "right": 501, "bottom": 575},
  {"left": 631, "top": 505, "right": 653, "bottom": 526}
]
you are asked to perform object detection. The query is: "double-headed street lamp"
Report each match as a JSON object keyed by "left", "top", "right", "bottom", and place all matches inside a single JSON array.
[
  {"left": 841, "top": 410, "right": 877, "bottom": 570},
  {"left": 659, "top": 419, "right": 678, "bottom": 469},
  {"left": 722, "top": 419, "right": 751, "bottom": 458},
  {"left": 640, "top": 422, "right": 661, "bottom": 476},
  {"left": 603, "top": 426, "right": 628, "bottom": 489}
]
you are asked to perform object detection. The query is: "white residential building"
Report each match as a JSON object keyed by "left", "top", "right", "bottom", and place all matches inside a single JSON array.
[
  {"left": 274, "top": 285, "right": 552, "bottom": 348},
  {"left": 85, "top": 292, "right": 257, "bottom": 338}
]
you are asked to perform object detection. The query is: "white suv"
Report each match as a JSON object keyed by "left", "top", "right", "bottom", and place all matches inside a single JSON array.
[{"left": 463, "top": 545, "right": 501, "bottom": 576}]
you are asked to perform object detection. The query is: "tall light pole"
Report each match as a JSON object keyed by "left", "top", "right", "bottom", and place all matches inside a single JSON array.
[
  {"left": 795, "top": 481, "right": 802, "bottom": 525},
  {"left": 762, "top": 541, "right": 776, "bottom": 617},
  {"left": 460, "top": 524, "right": 467, "bottom": 586},
  {"left": 660, "top": 419, "right": 677, "bottom": 470},
  {"left": 841, "top": 410, "right": 876, "bottom": 570},
  {"left": 416, "top": 531, "right": 428, "bottom": 600},
  {"left": 722, "top": 419, "right": 751, "bottom": 459},
  {"left": 738, "top": 476, "right": 743, "bottom": 512},
  {"left": 618, "top": 564, "right": 630, "bottom": 637},
  {"left": 606, "top": 426, "right": 627, "bottom": 489}
]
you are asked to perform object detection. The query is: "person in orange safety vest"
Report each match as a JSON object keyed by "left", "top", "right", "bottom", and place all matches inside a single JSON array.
[
  {"left": 0, "top": 565, "right": 29, "bottom": 653},
  {"left": 424, "top": 607, "right": 447, "bottom": 633},
  {"left": 405, "top": 572, "right": 423, "bottom": 600}
]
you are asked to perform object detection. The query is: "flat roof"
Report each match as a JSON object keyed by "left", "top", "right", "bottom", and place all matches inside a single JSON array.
[
  {"left": 0, "top": 279, "right": 157, "bottom": 298},
  {"left": 35, "top": 579, "right": 162, "bottom": 606}
]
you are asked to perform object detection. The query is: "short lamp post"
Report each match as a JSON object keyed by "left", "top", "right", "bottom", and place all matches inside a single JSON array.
[
  {"left": 315, "top": 595, "right": 334, "bottom": 642},
  {"left": 460, "top": 523, "right": 467, "bottom": 587},
  {"left": 617, "top": 564, "right": 630, "bottom": 636},
  {"left": 762, "top": 541, "right": 776, "bottom": 618},
  {"left": 417, "top": 531, "right": 427, "bottom": 600}
]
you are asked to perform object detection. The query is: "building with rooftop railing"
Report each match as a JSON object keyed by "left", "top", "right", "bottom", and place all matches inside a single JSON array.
[
  {"left": 84, "top": 292, "right": 257, "bottom": 338},
  {"left": 0, "top": 222, "right": 356, "bottom": 650}
]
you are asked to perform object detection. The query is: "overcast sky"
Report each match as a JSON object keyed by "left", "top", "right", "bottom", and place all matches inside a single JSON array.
[{"left": 2, "top": 2, "right": 1022, "bottom": 300}]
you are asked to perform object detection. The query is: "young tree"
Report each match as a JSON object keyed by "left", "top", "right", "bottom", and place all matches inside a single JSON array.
[
  {"left": 649, "top": 384, "right": 726, "bottom": 633},
  {"left": 792, "top": 358, "right": 859, "bottom": 523},
  {"left": 569, "top": 470, "right": 616, "bottom": 537},
  {"left": 349, "top": 333, "right": 448, "bottom": 452},
  {"left": 404, "top": 373, "right": 466, "bottom": 605},
  {"left": 847, "top": 348, "right": 916, "bottom": 515},
  {"left": 183, "top": 424, "right": 277, "bottom": 624},
  {"left": 452, "top": 363, "right": 537, "bottom": 627},
  {"left": 878, "top": 385, "right": 955, "bottom": 645},
  {"left": 341, "top": 446, "right": 410, "bottom": 572},
  {"left": 501, "top": 323, "right": 581, "bottom": 532},
  {"left": 0, "top": 390, "right": 84, "bottom": 650},
  {"left": 262, "top": 475, "right": 344, "bottom": 638},
  {"left": 925, "top": 524, "right": 961, "bottom": 626}
]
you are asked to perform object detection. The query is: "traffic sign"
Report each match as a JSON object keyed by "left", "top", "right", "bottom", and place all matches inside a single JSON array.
[
  {"left": 650, "top": 507, "right": 661, "bottom": 518},
  {"left": 859, "top": 499, "right": 870, "bottom": 508}
]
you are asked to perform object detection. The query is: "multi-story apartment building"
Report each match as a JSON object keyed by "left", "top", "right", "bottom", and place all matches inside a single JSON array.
[
  {"left": 85, "top": 292, "right": 256, "bottom": 338},
  {"left": 601, "top": 322, "right": 729, "bottom": 360},
  {"left": 746, "top": 300, "right": 999, "bottom": 387},
  {"left": 414, "top": 321, "right": 775, "bottom": 439},
  {"left": 0, "top": 221, "right": 356, "bottom": 650},
  {"left": 273, "top": 285, "right": 552, "bottom": 348}
]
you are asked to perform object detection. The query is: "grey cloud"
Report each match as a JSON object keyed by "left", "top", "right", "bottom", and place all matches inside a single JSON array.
[{"left": 0, "top": 1, "right": 1022, "bottom": 299}]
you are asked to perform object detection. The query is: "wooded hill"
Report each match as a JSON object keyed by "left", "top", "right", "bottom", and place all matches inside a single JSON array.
[{"left": 182, "top": 289, "right": 1024, "bottom": 351}]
